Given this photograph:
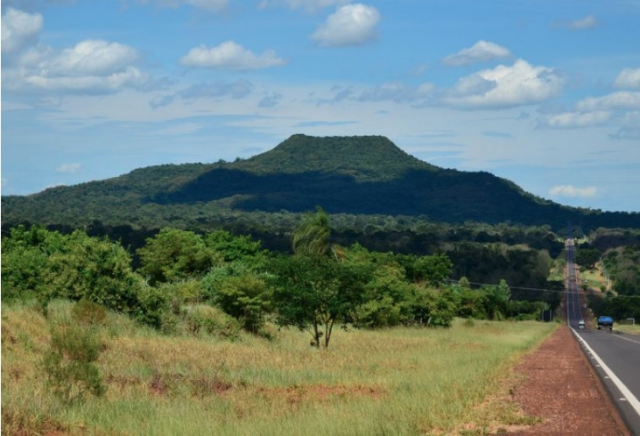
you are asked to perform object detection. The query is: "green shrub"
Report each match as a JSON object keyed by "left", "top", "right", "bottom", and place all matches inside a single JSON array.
[
  {"left": 42, "top": 322, "right": 106, "bottom": 403},
  {"left": 133, "top": 283, "right": 169, "bottom": 329},
  {"left": 354, "top": 296, "right": 403, "bottom": 328},
  {"left": 71, "top": 299, "right": 107, "bottom": 326},
  {"left": 183, "top": 305, "right": 241, "bottom": 340}
]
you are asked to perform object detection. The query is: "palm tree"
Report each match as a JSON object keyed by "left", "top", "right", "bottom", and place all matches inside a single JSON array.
[{"left": 292, "top": 207, "right": 331, "bottom": 257}]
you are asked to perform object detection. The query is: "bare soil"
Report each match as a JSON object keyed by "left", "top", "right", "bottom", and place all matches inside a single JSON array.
[{"left": 507, "top": 325, "right": 630, "bottom": 436}]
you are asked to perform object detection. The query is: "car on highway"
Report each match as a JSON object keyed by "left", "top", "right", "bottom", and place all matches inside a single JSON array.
[
  {"left": 578, "top": 320, "right": 585, "bottom": 329},
  {"left": 597, "top": 316, "right": 614, "bottom": 330}
]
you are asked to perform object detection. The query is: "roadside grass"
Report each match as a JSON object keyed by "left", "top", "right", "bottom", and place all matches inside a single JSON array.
[
  {"left": 2, "top": 300, "right": 557, "bottom": 436},
  {"left": 616, "top": 323, "right": 640, "bottom": 335},
  {"left": 578, "top": 265, "right": 609, "bottom": 293}
]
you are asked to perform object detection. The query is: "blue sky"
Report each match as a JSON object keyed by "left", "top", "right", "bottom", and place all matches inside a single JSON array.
[{"left": 2, "top": 0, "right": 639, "bottom": 213}]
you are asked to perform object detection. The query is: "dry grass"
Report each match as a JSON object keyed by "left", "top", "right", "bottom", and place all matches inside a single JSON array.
[{"left": 2, "top": 300, "right": 558, "bottom": 436}]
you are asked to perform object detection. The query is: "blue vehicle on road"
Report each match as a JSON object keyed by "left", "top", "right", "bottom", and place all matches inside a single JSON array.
[{"left": 597, "top": 316, "right": 614, "bottom": 330}]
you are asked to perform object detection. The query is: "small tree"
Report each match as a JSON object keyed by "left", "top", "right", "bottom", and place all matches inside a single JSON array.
[
  {"left": 215, "top": 274, "right": 271, "bottom": 334},
  {"left": 483, "top": 279, "right": 511, "bottom": 320},
  {"left": 137, "top": 228, "right": 221, "bottom": 284},
  {"left": 401, "top": 253, "right": 453, "bottom": 286},
  {"left": 269, "top": 254, "right": 369, "bottom": 348}
]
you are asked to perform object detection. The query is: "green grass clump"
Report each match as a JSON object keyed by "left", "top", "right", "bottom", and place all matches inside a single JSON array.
[
  {"left": 2, "top": 300, "right": 557, "bottom": 436},
  {"left": 616, "top": 323, "right": 640, "bottom": 335}
]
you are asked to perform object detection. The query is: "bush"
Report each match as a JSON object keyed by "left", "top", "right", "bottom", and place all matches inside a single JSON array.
[
  {"left": 42, "top": 322, "right": 106, "bottom": 403},
  {"left": 183, "top": 305, "right": 241, "bottom": 340},
  {"left": 133, "top": 283, "right": 169, "bottom": 329},
  {"left": 354, "top": 296, "right": 403, "bottom": 328},
  {"left": 71, "top": 299, "right": 107, "bottom": 326}
]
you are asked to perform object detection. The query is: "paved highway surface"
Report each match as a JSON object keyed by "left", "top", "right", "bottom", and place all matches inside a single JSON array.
[{"left": 565, "top": 239, "right": 640, "bottom": 435}]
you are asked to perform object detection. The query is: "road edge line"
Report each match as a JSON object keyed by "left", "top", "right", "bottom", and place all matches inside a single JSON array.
[{"left": 571, "top": 328, "right": 640, "bottom": 417}]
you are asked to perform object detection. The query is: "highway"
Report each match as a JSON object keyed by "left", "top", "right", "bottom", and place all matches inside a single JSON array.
[{"left": 565, "top": 239, "right": 640, "bottom": 435}]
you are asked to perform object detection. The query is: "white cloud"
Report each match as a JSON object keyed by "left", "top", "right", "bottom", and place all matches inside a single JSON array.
[
  {"left": 611, "top": 126, "right": 640, "bottom": 140},
  {"left": 56, "top": 163, "right": 81, "bottom": 173},
  {"left": 149, "top": 79, "right": 254, "bottom": 108},
  {"left": 140, "top": 0, "right": 228, "bottom": 12},
  {"left": 442, "top": 59, "right": 564, "bottom": 109},
  {"left": 50, "top": 40, "right": 138, "bottom": 75},
  {"left": 1, "top": 8, "right": 43, "bottom": 54},
  {"left": 180, "top": 41, "right": 287, "bottom": 70},
  {"left": 180, "top": 80, "right": 254, "bottom": 99},
  {"left": 538, "top": 111, "right": 611, "bottom": 129},
  {"left": 549, "top": 185, "right": 598, "bottom": 198},
  {"left": 355, "top": 82, "right": 435, "bottom": 103},
  {"left": 443, "top": 40, "right": 511, "bottom": 66},
  {"left": 567, "top": 14, "right": 598, "bottom": 30},
  {"left": 552, "top": 14, "right": 598, "bottom": 30},
  {"left": 611, "top": 111, "right": 640, "bottom": 140},
  {"left": 311, "top": 3, "right": 380, "bottom": 47},
  {"left": 3, "top": 36, "right": 147, "bottom": 94},
  {"left": 7, "top": 65, "right": 147, "bottom": 94},
  {"left": 614, "top": 68, "right": 640, "bottom": 89},
  {"left": 576, "top": 91, "right": 640, "bottom": 111}
]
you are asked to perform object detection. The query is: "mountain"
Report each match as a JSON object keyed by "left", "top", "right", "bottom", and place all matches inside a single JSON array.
[{"left": 2, "top": 134, "right": 639, "bottom": 232}]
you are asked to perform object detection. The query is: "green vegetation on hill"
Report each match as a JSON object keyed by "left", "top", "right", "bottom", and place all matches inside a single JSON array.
[
  {"left": 3, "top": 135, "right": 639, "bottom": 236},
  {"left": 236, "top": 134, "right": 436, "bottom": 180}
]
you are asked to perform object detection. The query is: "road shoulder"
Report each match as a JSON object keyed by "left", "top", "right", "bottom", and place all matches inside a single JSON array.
[{"left": 507, "top": 325, "right": 630, "bottom": 435}]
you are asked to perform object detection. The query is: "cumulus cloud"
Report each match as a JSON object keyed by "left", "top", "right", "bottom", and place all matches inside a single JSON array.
[
  {"left": 576, "top": 91, "right": 640, "bottom": 112},
  {"left": 4, "top": 39, "right": 147, "bottom": 95},
  {"left": 311, "top": 3, "right": 380, "bottom": 47},
  {"left": 56, "top": 163, "right": 81, "bottom": 173},
  {"left": 538, "top": 90, "right": 640, "bottom": 132},
  {"left": 443, "top": 40, "right": 511, "bottom": 66},
  {"left": 442, "top": 59, "right": 564, "bottom": 109},
  {"left": 538, "top": 110, "right": 611, "bottom": 129},
  {"left": 50, "top": 40, "right": 139, "bottom": 76},
  {"left": 21, "top": 68, "right": 146, "bottom": 93},
  {"left": 180, "top": 41, "right": 287, "bottom": 70},
  {"left": 549, "top": 185, "right": 598, "bottom": 198},
  {"left": 1, "top": 8, "right": 43, "bottom": 55},
  {"left": 2, "top": 9, "right": 148, "bottom": 96},
  {"left": 614, "top": 68, "right": 640, "bottom": 89}
]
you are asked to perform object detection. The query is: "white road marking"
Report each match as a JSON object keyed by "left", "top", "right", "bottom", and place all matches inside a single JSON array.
[
  {"left": 611, "top": 333, "right": 640, "bottom": 346},
  {"left": 572, "top": 329, "right": 640, "bottom": 417}
]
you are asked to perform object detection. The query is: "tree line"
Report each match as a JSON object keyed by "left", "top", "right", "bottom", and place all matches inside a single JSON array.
[{"left": 2, "top": 210, "right": 570, "bottom": 348}]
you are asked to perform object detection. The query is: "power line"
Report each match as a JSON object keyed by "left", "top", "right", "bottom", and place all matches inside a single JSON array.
[{"left": 446, "top": 279, "right": 640, "bottom": 299}]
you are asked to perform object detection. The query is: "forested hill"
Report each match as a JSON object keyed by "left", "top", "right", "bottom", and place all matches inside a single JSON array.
[{"left": 2, "top": 134, "right": 639, "bottom": 232}]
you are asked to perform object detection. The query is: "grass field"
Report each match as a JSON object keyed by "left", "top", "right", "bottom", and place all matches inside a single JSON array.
[
  {"left": 2, "top": 300, "right": 558, "bottom": 436},
  {"left": 616, "top": 323, "right": 640, "bottom": 335}
]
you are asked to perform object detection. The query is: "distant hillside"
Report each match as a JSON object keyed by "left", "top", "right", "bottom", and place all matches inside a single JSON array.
[{"left": 2, "top": 134, "right": 639, "bottom": 233}]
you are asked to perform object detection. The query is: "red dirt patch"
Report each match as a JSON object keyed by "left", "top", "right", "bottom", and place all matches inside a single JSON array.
[{"left": 507, "top": 326, "right": 630, "bottom": 435}]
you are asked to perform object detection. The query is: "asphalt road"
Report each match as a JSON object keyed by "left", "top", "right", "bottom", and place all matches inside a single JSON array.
[{"left": 566, "top": 240, "right": 640, "bottom": 435}]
